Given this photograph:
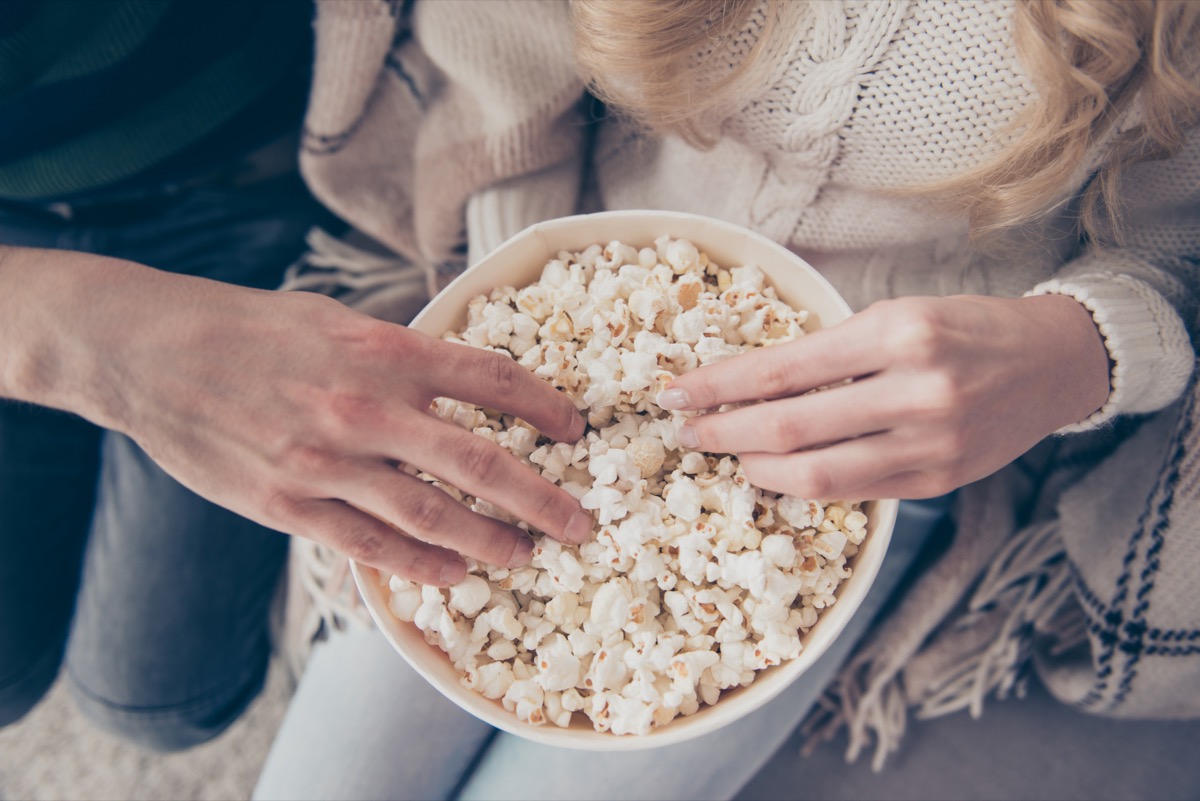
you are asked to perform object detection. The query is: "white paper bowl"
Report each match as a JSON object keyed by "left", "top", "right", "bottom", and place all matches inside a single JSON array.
[{"left": 351, "top": 210, "right": 898, "bottom": 751}]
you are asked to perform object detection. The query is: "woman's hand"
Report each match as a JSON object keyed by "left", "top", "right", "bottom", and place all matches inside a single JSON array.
[
  {"left": 0, "top": 248, "right": 590, "bottom": 585},
  {"left": 657, "top": 294, "right": 1111, "bottom": 500}
]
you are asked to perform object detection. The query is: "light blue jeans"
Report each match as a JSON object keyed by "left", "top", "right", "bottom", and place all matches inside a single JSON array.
[{"left": 254, "top": 499, "right": 950, "bottom": 801}]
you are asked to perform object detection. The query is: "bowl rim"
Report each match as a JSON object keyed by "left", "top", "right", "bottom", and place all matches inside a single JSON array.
[{"left": 350, "top": 210, "right": 898, "bottom": 750}]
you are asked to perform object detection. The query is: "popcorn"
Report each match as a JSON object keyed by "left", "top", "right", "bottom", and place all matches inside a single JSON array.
[
  {"left": 449, "top": 575, "right": 491, "bottom": 616},
  {"left": 626, "top": 436, "right": 665, "bottom": 479},
  {"left": 668, "top": 650, "right": 721, "bottom": 696},
  {"left": 503, "top": 679, "right": 546, "bottom": 725},
  {"left": 813, "top": 529, "right": 849, "bottom": 560},
  {"left": 664, "top": 237, "right": 700, "bottom": 274},
  {"left": 544, "top": 691, "right": 573, "bottom": 728},
  {"left": 587, "top": 642, "right": 632, "bottom": 692},
  {"left": 586, "top": 578, "right": 634, "bottom": 639},
  {"left": 388, "top": 578, "right": 423, "bottom": 622},
  {"left": 694, "top": 335, "right": 742, "bottom": 365},
  {"left": 384, "top": 237, "right": 871, "bottom": 736},
  {"left": 536, "top": 634, "right": 583, "bottom": 692},
  {"left": 473, "top": 661, "right": 515, "bottom": 700},
  {"left": 844, "top": 510, "right": 869, "bottom": 533},
  {"left": 664, "top": 475, "right": 703, "bottom": 522}
]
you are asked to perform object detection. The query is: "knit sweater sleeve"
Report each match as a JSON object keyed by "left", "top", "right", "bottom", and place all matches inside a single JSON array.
[
  {"left": 466, "top": 159, "right": 584, "bottom": 267},
  {"left": 408, "top": 0, "right": 588, "bottom": 267},
  {"left": 1026, "top": 128, "right": 1200, "bottom": 433}
]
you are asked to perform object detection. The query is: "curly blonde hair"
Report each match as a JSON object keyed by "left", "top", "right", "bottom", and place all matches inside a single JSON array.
[{"left": 570, "top": 0, "right": 1200, "bottom": 239}]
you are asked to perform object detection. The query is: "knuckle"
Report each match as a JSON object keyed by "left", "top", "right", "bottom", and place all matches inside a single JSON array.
[
  {"left": 755, "top": 358, "right": 794, "bottom": 398},
  {"left": 407, "top": 491, "right": 448, "bottom": 534},
  {"left": 355, "top": 319, "right": 408, "bottom": 358},
  {"left": 355, "top": 321, "right": 433, "bottom": 374},
  {"left": 280, "top": 442, "right": 336, "bottom": 478},
  {"left": 260, "top": 422, "right": 300, "bottom": 464},
  {"left": 741, "top": 454, "right": 834, "bottom": 498},
  {"left": 340, "top": 528, "right": 388, "bottom": 565},
  {"left": 482, "top": 351, "right": 522, "bottom": 396},
  {"left": 459, "top": 435, "right": 507, "bottom": 485},
  {"left": 885, "top": 302, "right": 944, "bottom": 362},
  {"left": 284, "top": 289, "right": 344, "bottom": 325},
  {"left": 260, "top": 489, "right": 299, "bottom": 527},
  {"left": 322, "top": 388, "right": 385, "bottom": 433},
  {"left": 528, "top": 485, "right": 568, "bottom": 527},
  {"left": 769, "top": 414, "right": 804, "bottom": 448}
]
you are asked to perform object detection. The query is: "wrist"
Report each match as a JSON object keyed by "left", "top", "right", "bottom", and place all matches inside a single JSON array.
[
  {"left": 1026, "top": 273, "right": 1194, "bottom": 431},
  {"left": 0, "top": 246, "right": 150, "bottom": 430},
  {"left": 1018, "top": 293, "right": 1112, "bottom": 430}
]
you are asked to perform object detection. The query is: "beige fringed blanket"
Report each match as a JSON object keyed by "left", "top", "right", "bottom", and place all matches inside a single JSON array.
[{"left": 803, "top": 371, "right": 1200, "bottom": 768}]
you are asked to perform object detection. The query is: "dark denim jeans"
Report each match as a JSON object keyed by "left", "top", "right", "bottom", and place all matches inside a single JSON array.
[{"left": 0, "top": 173, "right": 336, "bottom": 751}]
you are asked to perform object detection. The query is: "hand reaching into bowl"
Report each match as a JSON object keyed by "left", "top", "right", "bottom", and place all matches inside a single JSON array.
[
  {"left": 0, "top": 247, "right": 590, "bottom": 585},
  {"left": 660, "top": 294, "right": 1110, "bottom": 500}
]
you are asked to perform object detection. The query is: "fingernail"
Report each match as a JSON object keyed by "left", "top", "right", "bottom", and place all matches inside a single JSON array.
[
  {"left": 657, "top": 388, "right": 689, "bottom": 410},
  {"left": 439, "top": 560, "right": 467, "bottom": 585},
  {"left": 677, "top": 424, "right": 700, "bottom": 449},
  {"left": 508, "top": 536, "right": 534, "bottom": 568},
  {"left": 563, "top": 509, "right": 593, "bottom": 544}
]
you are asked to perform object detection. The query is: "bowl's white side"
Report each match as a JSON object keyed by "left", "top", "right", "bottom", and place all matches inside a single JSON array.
[{"left": 351, "top": 210, "right": 898, "bottom": 751}]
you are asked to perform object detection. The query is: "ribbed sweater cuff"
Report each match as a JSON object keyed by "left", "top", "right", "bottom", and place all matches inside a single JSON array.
[
  {"left": 1027, "top": 273, "right": 1194, "bottom": 433},
  {"left": 465, "top": 159, "right": 583, "bottom": 265}
]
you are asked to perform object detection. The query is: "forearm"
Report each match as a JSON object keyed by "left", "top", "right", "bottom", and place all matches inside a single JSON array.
[{"left": 0, "top": 244, "right": 154, "bottom": 430}]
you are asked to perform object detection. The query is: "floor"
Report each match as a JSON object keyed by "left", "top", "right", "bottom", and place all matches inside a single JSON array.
[
  {"left": 6, "top": 651, "right": 1199, "bottom": 801},
  {"left": 0, "top": 659, "right": 292, "bottom": 801}
]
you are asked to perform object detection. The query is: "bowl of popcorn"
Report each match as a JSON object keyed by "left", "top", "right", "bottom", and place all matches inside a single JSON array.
[{"left": 351, "top": 210, "right": 898, "bottom": 750}]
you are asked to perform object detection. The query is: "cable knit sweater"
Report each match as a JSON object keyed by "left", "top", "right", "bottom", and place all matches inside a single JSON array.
[
  {"left": 296, "top": 0, "right": 1200, "bottom": 767},
  {"left": 588, "top": 0, "right": 1198, "bottom": 431}
]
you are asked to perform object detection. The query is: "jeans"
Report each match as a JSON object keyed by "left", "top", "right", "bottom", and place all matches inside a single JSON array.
[
  {"left": 253, "top": 498, "right": 951, "bottom": 801},
  {"left": 0, "top": 172, "right": 335, "bottom": 751}
]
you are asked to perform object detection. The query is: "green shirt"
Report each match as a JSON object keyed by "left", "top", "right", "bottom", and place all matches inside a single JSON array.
[{"left": 0, "top": 0, "right": 312, "bottom": 200}]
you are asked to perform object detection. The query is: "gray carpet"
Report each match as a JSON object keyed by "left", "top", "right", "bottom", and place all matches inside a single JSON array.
[{"left": 0, "top": 659, "right": 291, "bottom": 801}]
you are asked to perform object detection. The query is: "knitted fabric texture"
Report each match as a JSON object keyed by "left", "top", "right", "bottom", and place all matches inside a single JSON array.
[
  {"left": 294, "top": 0, "right": 1200, "bottom": 768},
  {"left": 592, "top": 0, "right": 1197, "bottom": 421},
  {"left": 299, "top": 0, "right": 588, "bottom": 297}
]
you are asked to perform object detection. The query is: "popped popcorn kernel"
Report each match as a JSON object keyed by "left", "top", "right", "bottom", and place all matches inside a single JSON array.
[{"left": 384, "top": 237, "right": 872, "bottom": 735}]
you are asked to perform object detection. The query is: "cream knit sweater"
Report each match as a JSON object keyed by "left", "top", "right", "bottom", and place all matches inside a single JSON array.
[
  {"left": 588, "top": 0, "right": 1198, "bottom": 431},
  {"left": 296, "top": 0, "right": 1200, "bottom": 763},
  {"left": 302, "top": 0, "right": 1197, "bottom": 431}
]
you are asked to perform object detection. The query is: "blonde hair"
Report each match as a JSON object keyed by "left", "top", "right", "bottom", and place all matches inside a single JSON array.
[
  {"left": 570, "top": 0, "right": 774, "bottom": 146},
  {"left": 570, "top": 0, "right": 1200, "bottom": 239}
]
